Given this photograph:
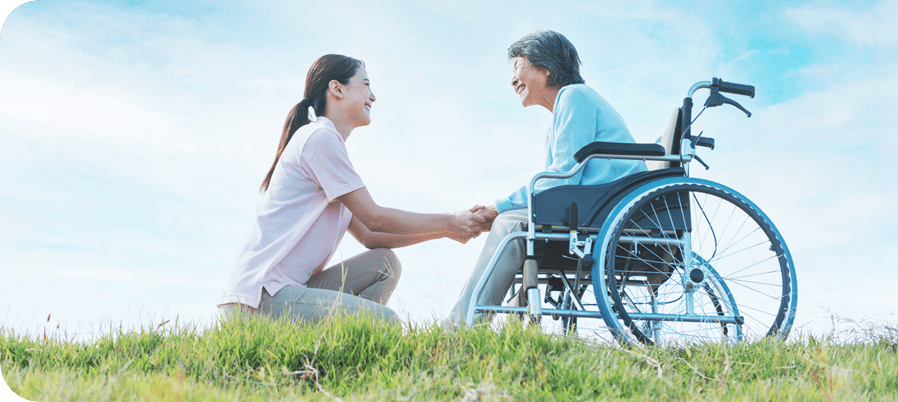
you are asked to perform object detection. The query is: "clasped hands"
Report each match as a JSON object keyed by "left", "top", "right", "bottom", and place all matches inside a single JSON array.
[{"left": 447, "top": 204, "right": 499, "bottom": 244}]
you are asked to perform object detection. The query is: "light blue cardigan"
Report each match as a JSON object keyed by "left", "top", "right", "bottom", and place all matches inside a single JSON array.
[{"left": 495, "top": 84, "right": 647, "bottom": 213}]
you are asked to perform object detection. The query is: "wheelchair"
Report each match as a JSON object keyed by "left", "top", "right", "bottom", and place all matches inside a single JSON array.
[{"left": 466, "top": 78, "right": 798, "bottom": 346}]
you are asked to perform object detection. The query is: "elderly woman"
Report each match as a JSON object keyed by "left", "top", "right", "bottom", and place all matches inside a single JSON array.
[{"left": 446, "top": 30, "right": 646, "bottom": 325}]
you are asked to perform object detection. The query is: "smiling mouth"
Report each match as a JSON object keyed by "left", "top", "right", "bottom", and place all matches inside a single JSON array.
[{"left": 515, "top": 84, "right": 525, "bottom": 95}]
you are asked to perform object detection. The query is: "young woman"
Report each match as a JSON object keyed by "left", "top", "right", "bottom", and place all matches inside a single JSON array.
[{"left": 219, "top": 54, "right": 486, "bottom": 323}]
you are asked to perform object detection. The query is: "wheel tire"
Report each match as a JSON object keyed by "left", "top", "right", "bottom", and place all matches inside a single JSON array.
[{"left": 593, "top": 178, "right": 797, "bottom": 346}]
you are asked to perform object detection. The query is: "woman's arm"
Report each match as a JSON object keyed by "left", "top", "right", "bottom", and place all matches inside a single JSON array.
[
  {"left": 338, "top": 187, "right": 485, "bottom": 238},
  {"left": 347, "top": 216, "right": 472, "bottom": 249}
]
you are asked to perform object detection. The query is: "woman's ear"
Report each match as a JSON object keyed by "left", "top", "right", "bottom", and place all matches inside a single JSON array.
[{"left": 328, "top": 79, "right": 344, "bottom": 99}]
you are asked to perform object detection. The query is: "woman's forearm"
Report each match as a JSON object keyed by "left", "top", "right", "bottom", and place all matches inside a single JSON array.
[
  {"left": 366, "top": 205, "right": 451, "bottom": 234},
  {"left": 361, "top": 230, "right": 450, "bottom": 249},
  {"left": 338, "top": 187, "right": 482, "bottom": 237},
  {"left": 348, "top": 216, "right": 458, "bottom": 249}
]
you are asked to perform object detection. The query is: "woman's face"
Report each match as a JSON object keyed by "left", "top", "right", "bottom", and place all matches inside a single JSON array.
[
  {"left": 342, "top": 66, "right": 376, "bottom": 127},
  {"left": 510, "top": 56, "right": 550, "bottom": 108}
]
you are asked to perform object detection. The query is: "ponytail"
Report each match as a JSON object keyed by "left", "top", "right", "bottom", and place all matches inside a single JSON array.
[
  {"left": 259, "top": 54, "right": 365, "bottom": 192},
  {"left": 260, "top": 99, "right": 311, "bottom": 191}
]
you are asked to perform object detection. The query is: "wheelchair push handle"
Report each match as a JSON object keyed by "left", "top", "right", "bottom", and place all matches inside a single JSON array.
[
  {"left": 714, "top": 78, "right": 755, "bottom": 98},
  {"left": 703, "top": 78, "right": 754, "bottom": 117}
]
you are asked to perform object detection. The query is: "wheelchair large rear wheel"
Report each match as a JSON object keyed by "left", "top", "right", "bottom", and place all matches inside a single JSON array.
[{"left": 593, "top": 178, "right": 797, "bottom": 345}]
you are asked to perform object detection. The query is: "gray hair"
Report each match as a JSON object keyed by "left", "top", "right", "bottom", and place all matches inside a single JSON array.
[{"left": 507, "top": 30, "right": 584, "bottom": 87}]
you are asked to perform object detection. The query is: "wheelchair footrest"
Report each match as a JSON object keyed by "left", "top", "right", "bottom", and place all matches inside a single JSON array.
[
  {"left": 627, "top": 312, "right": 744, "bottom": 325},
  {"left": 474, "top": 305, "right": 605, "bottom": 320}
]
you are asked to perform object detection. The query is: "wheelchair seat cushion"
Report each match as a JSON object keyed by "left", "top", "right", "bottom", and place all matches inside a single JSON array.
[{"left": 531, "top": 167, "right": 685, "bottom": 228}]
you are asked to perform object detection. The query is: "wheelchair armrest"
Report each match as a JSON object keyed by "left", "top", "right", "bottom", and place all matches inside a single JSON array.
[{"left": 574, "top": 141, "right": 666, "bottom": 163}]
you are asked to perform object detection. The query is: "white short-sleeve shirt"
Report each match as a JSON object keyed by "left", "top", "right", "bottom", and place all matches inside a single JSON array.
[{"left": 221, "top": 117, "right": 366, "bottom": 308}]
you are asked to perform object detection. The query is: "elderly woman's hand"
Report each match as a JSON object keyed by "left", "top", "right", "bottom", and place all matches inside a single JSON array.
[{"left": 470, "top": 204, "right": 499, "bottom": 232}]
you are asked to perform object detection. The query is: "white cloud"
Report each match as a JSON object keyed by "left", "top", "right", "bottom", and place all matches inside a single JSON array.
[
  {"left": 784, "top": 1, "right": 898, "bottom": 49},
  {"left": 0, "top": 71, "right": 178, "bottom": 146}
]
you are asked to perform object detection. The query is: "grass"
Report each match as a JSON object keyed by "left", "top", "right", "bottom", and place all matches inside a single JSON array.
[{"left": 2, "top": 313, "right": 897, "bottom": 401}]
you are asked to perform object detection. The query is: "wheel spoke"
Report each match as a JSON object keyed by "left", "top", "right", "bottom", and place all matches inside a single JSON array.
[
  {"left": 714, "top": 253, "right": 782, "bottom": 280},
  {"left": 598, "top": 181, "right": 795, "bottom": 346}
]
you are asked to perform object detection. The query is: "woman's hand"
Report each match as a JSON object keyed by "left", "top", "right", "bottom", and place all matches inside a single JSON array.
[
  {"left": 470, "top": 204, "right": 499, "bottom": 232},
  {"left": 446, "top": 232, "right": 475, "bottom": 244},
  {"left": 449, "top": 210, "right": 487, "bottom": 238}
]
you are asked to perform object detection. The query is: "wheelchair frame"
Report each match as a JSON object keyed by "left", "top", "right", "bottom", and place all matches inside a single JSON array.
[{"left": 465, "top": 79, "right": 798, "bottom": 346}]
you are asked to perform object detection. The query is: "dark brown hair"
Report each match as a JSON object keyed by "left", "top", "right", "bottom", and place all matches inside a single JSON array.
[{"left": 260, "top": 54, "right": 365, "bottom": 192}]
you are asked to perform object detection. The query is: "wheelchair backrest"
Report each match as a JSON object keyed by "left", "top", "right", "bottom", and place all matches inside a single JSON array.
[{"left": 646, "top": 108, "right": 683, "bottom": 171}]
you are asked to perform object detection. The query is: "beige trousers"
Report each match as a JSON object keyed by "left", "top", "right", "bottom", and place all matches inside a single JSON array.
[
  {"left": 221, "top": 248, "right": 402, "bottom": 324},
  {"left": 446, "top": 209, "right": 528, "bottom": 325}
]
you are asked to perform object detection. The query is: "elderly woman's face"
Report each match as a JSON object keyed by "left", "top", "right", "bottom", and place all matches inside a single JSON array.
[{"left": 510, "top": 56, "right": 550, "bottom": 108}]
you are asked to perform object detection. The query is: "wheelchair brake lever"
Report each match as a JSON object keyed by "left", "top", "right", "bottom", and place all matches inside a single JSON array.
[
  {"left": 693, "top": 155, "right": 710, "bottom": 170},
  {"left": 706, "top": 90, "right": 752, "bottom": 117},
  {"left": 723, "top": 96, "right": 752, "bottom": 117}
]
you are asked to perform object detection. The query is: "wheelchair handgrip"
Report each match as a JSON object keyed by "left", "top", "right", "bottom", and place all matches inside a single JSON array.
[{"left": 714, "top": 78, "right": 755, "bottom": 98}]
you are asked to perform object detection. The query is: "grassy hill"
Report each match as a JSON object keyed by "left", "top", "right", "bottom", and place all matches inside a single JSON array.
[{"left": 2, "top": 313, "right": 896, "bottom": 401}]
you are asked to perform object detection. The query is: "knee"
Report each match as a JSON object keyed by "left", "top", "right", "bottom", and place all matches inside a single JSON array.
[
  {"left": 489, "top": 210, "right": 528, "bottom": 235},
  {"left": 492, "top": 213, "right": 517, "bottom": 228},
  {"left": 371, "top": 248, "right": 402, "bottom": 279}
]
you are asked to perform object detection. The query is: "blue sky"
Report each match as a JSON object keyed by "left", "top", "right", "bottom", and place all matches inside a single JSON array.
[{"left": 0, "top": 0, "right": 896, "bottom": 342}]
